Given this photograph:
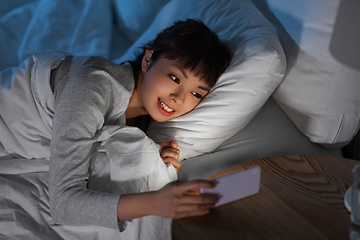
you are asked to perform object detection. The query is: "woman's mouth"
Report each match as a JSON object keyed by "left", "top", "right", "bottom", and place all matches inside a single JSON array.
[{"left": 158, "top": 99, "right": 175, "bottom": 116}]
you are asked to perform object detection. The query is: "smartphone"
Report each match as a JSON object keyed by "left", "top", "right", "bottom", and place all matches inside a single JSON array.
[{"left": 201, "top": 165, "right": 261, "bottom": 207}]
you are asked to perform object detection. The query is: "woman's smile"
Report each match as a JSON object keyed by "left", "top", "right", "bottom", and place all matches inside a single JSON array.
[{"left": 158, "top": 98, "right": 176, "bottom": 116}]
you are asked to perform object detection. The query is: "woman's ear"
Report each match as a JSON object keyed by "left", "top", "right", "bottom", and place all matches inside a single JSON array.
[{"left": 141, "top": 50, "right": 154, "bottom": 72}]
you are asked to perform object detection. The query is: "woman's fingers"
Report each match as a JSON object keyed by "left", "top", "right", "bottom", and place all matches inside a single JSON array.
[
  {"left": 152, "top": 181, "right": 219, "bottom": 219},
  {"left": 182, "top": 194, "right": 219, "bottom": 204},
  {"left": 171, "top": 203, "right": 215, "bottom": 219},
  {"left": 178, "top": 180, "right": 216, "bottom": 193},
  {"left": 162, "top": 157, "right": 181, "bottom": 168},
  {"left": 160, "top": 147, "right": 180, "bottom": 159},
  {"left": 159, "top": 140, "right": 178, "bottom": 150},
  {"left": 168, "top": 194, "right": 218, "bottom": 219},
  {"left": 161, "top": 147, "right": 181, "bottom": 169},
  {"left": 170, "top": 140, "right": 178, "bottom": 149},
  {"left": 163, "top": 180, "right": 216, "bottom": 198}
]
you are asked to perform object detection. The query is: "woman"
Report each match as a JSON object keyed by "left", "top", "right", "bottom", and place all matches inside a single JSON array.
[{"left": 1, "top": 19, "right": 232, "bottom": 230}]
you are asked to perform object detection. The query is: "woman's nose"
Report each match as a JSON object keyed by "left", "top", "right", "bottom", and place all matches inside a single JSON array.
[{"left": 170, "top": 87, "right": 186, "bottom": 104}]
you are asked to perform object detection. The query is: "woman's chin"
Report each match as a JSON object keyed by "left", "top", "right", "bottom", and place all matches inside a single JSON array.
[
  {"left": 151, "top": 116, "right": 170, "bottom": 123},
  {"left": 150, "top": 113, "right": 176, "bottom": 123}
]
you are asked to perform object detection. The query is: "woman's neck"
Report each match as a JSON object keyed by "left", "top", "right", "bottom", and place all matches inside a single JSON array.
[{"left": 125, "top": 70, "right": 148, "bottom": 120}]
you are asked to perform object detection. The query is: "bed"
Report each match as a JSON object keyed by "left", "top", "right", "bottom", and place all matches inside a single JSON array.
[{"left": 1, "top": 0, "right": 359, "bottom": 239}]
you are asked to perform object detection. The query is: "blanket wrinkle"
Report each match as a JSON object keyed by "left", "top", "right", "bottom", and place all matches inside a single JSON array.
[
  {"left": 0, "top": 51, "right": 68, "bottom": 159},
  {"left": 17, "top": 0, "right": 113, "bottom": 63},
  {"left": 90, "top": 125, "right": 177, "bottom": 193}
]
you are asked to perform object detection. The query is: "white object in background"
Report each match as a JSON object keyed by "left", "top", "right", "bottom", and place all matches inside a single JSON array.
[
  {"left": 348, "top": 164, "right": 360, "bottom": 240},
  {"left": 346, "top": 186, "right": 353, "bottom": 212},
  {"left": 351, "top": 164, "right": 360, "bottom": 225}
]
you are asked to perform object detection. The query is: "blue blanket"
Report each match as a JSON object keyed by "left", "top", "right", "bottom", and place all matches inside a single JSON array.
[{"left": 0, "top": 0, "right": 155, "bottom": 71}]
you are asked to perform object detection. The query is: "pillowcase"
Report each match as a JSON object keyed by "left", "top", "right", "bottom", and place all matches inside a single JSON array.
[
  {"left": 115, "top": 0, "right": 286, "bottom": 160},
  {"left": 252, "top": 0, "right": 360, "bottom": 148}
]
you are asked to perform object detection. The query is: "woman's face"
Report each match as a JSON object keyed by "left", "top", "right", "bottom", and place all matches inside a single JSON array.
[{"left": 138, "top": 51, "right": 210, "bottom": 122}]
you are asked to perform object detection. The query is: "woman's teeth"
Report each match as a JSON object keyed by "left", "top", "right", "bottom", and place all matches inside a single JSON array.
[{"left": 160, "top": 100, "right": 174, "bottom": 112}]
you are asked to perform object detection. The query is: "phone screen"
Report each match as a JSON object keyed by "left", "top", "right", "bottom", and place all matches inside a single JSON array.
[{"left": 200, "top": 165, "right": 261, "bottom": 207}]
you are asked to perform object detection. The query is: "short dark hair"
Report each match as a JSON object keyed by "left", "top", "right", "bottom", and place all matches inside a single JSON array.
[{"left": 130, "top": 19, "right": 232, "bottom": 88}]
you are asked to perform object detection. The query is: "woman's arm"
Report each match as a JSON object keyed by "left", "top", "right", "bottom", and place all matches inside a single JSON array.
[
  {"left": 49, "top": 60, "right": 129, "bottom": 229},
  {"left": 117, "top": 180, "right": 218, "bottom": 221}
]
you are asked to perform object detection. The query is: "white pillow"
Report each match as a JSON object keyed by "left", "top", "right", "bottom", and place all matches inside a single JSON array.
[
  {"left": 253, "top": 0, "right": 360, "bottom": 148},
  {"left": 115, "top": 0, "right": 286, "bottom": 160}
]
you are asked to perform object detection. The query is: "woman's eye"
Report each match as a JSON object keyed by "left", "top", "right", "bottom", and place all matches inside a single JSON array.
[
  {"left": 192, "top": 92, "right": 203, "bottom": 99},
  {"left": 170, "top": 74, "right": 180, "bottom": 84}
]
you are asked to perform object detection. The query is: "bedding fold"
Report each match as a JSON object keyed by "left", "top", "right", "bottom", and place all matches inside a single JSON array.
[{"left": 0, "top": 51, "right": 67, "bottom": 159}]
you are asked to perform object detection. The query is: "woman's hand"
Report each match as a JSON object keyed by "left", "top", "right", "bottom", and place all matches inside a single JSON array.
[
  {"left": 159, "top": 140, "right": 181, "bottom": 171},
  {"left": 150, "top": 180, "right": 218, "bottom": 219},
  {"left": 117, "top": 180, "right": 218, "bottom": 221}
]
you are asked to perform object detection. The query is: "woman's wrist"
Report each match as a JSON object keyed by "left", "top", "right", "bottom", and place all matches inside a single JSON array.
[{"left": 117, "top": 191, "right": 158, "bottom": 221}]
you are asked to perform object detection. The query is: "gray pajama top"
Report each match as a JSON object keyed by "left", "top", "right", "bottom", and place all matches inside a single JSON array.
[{"left": 49, "top": 54, "right": 134, "bottom": 230}]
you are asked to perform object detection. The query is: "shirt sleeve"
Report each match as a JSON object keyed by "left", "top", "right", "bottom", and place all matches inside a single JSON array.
[{"left": 49, "top": 65, "right": 124, "bottom": 230}]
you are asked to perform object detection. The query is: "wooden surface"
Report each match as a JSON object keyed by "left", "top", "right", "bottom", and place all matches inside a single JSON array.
[{"left": 172, "top": 155, "right": 358, "bottom": 240}]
